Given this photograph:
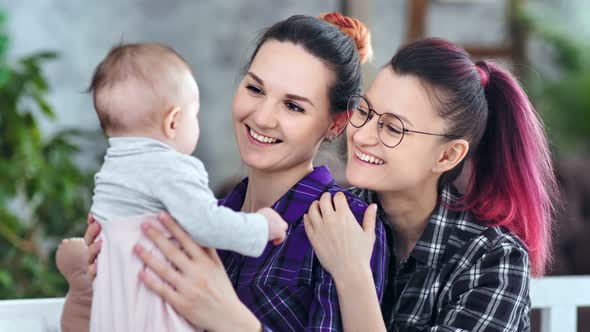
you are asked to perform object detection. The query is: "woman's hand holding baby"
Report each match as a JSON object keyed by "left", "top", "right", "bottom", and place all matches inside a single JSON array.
[
  {"left": 84, "top": 214, "right": 102, "bottom": 280},
  {"left": 134, "top": 213, "right": 263, "bottom": 331}
]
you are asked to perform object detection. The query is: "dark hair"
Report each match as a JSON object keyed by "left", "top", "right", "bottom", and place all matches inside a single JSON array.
[
  {"left": 390, "top": 38, "right": 558, "bottom": 276},
  {"left": 242, "top": 13, "right": 371, "bottom": 115}
]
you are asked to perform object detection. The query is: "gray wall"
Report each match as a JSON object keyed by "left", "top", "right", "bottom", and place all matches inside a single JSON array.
[
  {"left": 2, "top": 0, "right": 586, "bottom": 190},
  {"left": 1, "top": 0, "right": 340, "bottom": 189},
  {"left": 371, "top": 0, "right": 507, "bottom": 75}
]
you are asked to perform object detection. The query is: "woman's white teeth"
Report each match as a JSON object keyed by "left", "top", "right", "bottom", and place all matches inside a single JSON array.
[
  {"left": 249, "top": 128, "right": 278, "bottom": 144},
  {"left": 355, "top": 150, "right": 384, "bottom": 165}
]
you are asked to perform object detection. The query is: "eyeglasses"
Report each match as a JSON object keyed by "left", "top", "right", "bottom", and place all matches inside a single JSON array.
[{"left": 346, "top": 94, "right": 460, "bottom": 148}]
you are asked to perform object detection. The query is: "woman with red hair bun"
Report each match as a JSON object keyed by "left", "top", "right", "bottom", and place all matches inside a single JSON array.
[{"left": 68, "top": 12, "right": 388, "bottom": 332}]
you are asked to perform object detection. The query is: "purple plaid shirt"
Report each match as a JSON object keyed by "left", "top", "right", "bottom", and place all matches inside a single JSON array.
[{"left": 218, "top": 166, "right": 389, "bottom": 332}]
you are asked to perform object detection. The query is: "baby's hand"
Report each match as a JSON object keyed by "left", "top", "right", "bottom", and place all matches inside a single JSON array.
[{"left": 257, "top": 207, "right": 288, "bottom": 245}]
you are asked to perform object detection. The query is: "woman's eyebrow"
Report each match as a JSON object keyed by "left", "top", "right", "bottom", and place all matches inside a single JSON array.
[
  {"left": 285, "top": 93, "right": 314, "bottom": 107},
  {"left": 246, "top": 72, "right": 264, "bottom": 85},
  {"left": 364, "top": 94, "right": 414, "bottom": 127},
  {"left": 248, "top": 71, "right": 315, "bottom": 107},
  {"left": 394, "top": 112, "right": 414, "bottom": 127}
]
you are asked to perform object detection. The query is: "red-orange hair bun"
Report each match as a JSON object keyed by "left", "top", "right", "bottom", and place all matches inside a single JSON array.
[{"left": 319, "top": 12, "right": 373, "bottom": 64}]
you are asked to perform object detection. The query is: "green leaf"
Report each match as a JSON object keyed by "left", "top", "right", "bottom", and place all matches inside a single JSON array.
[
  {"left": 30, "top": 51, "right": 58, "bottom": 61},
  {"left": 0, "top": 8, "right": 98, "bottom": 299},
  {"left": 0, "top": 270, "right": 13, "bottom": 288},
  {"left": 0, "top": 35, "right": 8, "bottom": 58},
  {"left": 19, "top": 51, "right": 58, "bottom": 64},
  {"left": 0, "top": 64, "right": 10, "bottom": 88},
  {"left": 32, "top": 92, "right": 55, "bottom": 118}
]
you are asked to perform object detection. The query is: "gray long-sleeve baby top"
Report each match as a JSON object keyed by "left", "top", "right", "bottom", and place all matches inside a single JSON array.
[{"left": 90, "top": 137, "right": 268, "bottom": 257}]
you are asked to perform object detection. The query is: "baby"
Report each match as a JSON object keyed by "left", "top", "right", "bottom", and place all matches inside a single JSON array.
[{"left": 56, "top": 43, "right": 287, "bottom": 332}]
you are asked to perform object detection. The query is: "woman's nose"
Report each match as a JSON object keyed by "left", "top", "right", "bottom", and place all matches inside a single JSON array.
[
  {"left": 251, "top": 99, "right": 279, "bottom": 129},
  {"left": 352, "top": 116, "right": 380, "bottom": 146}
]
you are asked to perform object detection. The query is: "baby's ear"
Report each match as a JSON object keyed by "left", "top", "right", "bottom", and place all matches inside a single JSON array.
[{"left": 163, "top": 106, "right": 181, "bottom": 139}]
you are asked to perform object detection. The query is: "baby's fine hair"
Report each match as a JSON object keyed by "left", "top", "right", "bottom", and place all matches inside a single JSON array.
[{"left": 88, "top": 43, "right": 192, "bottom": 134}]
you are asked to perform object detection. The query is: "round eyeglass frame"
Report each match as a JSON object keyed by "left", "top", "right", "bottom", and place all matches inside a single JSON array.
[{"left": 346, "top": 94, "right": 461, "bottom": 148}]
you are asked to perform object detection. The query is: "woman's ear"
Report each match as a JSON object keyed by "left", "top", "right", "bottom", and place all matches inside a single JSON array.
[
  {"left": 163, "top": 106, "right": 181, "bottom": 139},
  {"left": 325, "top": 112, "right": 348, "bottom": 140},
  {"left": 433, "top": 139, "right": 469, "bottom": 174}
]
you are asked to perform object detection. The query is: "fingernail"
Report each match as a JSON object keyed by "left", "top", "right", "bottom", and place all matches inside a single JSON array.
[
  {"left": 141, "top": 222, "right": 151, "bottom": 232},
  {"left": 133, "top": 244, "right": 143, "bottom": 254}
]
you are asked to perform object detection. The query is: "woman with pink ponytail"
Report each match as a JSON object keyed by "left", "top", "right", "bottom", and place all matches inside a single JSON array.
[{"left": 305, "top": 37, "right": 558, "bottom": 331}]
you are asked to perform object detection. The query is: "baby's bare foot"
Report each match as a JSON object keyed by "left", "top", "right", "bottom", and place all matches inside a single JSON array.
[
  {"left": 56, "top": 238, "right": 93, "bottom": 332},
  {"left": 56, "top": 238, "right": 92, "bottom": 292}
]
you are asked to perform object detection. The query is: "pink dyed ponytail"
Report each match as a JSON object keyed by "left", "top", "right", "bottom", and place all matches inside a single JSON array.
[
  {"left": 390, "top": 38, "right": 558, "bottom": 276},
  {"left": 463, "top": 61, "right": 558, "bottom": 276}
]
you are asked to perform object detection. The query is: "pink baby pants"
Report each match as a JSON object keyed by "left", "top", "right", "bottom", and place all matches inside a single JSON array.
[{"left": 90, "top": 214, "right": 198, "bottom": 332}]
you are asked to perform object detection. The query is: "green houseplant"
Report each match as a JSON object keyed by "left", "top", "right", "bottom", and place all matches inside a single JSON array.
[
  {"left": 518, "top": 4, "right": 590, "bottom": 279},
  {"left": 0, "top": 11, "right": 95, "bottom": 298},
  {"left": 520, "top": 5, "right": 590, "bottom": 154}
]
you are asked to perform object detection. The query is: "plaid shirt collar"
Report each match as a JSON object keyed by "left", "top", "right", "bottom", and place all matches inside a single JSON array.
[
  {"left": 357, "top": 186, "right": 531, "bottom": 331},
  {"left": 220, "top": 166, "right": 389, "bottom": 331},
  {"left": 356, "top": 186, "right": 464, "bottom": 269},
  {"left": 221, "top": 165, "right": 335, "bottom": 223},
  {"left": 409, "top": 187, "right": 463, "bottom": 269}
]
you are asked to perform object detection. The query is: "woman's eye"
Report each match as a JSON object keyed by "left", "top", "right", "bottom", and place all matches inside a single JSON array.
[
  {"left": 246, "top": 85, "right": 263, "bottom": 95},
  {"left": 285, "top": 101, "right": 305, "bottom": 113},
  {"left": 386, "top": 124, "right": 403, "bottom": 135}
]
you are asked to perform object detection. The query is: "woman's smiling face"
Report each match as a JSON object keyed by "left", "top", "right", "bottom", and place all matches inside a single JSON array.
[
  {"left": 232, "top": 40, "right": 336, "bottom": 173},
  {"left": 346, "top": 67, "right": 454, "bottom": 193}
]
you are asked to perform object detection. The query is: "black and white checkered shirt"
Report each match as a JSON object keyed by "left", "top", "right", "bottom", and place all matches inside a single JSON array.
[{"left": 354, "top": 186, "right": 531, "bottom": 332}]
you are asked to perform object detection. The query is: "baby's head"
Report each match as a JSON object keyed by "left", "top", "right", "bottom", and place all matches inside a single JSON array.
[{"left": 88, "top": 43, "right": 200, "bottom": 154}]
